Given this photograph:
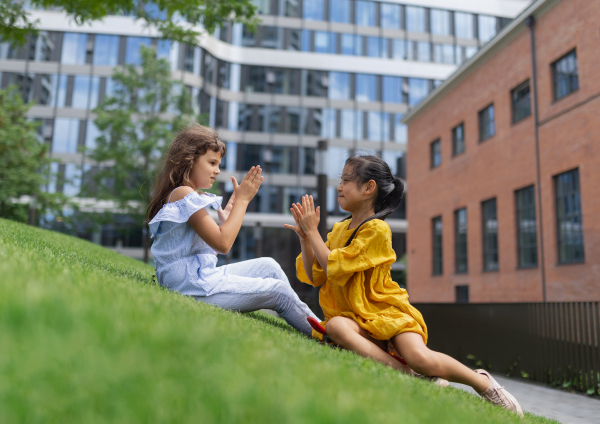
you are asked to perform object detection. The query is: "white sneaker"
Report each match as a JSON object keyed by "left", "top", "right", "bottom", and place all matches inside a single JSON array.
[{"left": 476, "top": 369, "right": 524, "bottom": 417}]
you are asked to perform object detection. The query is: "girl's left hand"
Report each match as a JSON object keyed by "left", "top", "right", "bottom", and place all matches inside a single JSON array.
[
  {"left": 217, "top": 176, "right": 238, "bottom": 226},
  {"left": 293, "top": 195, "right": 320, "bottom": 235}
]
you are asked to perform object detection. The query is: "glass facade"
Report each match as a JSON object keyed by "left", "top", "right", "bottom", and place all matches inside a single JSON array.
[
  {"left": 355, "top": 73, "right": 377, "bottom": 102},
  {"left": 355, "top": 1, "right": 376, "bottom": 27},
  {"left": 125, "top": 37, "right": 151, "bottom": 65},
  {"left": 454, "top": 12, "right": 474, "bottom": 39},
  {"left": 406, "top": 6, "right": 426, "bottom": 33},
  {"left": 61, "top": 33, "right": 87, "bottom": 64},
  {"left": 93, "top": 35, "right": 119, "bottom": 66},
  {"left": 303, "top": 0, "right": 324, "bottom": 21},
  {"left": 431, "top": 10, "right": 451, "bottom": 36},
  {"left": 381, "top": 3, "right": 401, "bottom": 29},
  {"left": 330, "top": 0, "right": 351, "bottom": 23}
]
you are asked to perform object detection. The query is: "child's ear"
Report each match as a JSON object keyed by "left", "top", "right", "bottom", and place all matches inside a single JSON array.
[{"left": 365, "top": 180, "right": 377, "bottom": 195}]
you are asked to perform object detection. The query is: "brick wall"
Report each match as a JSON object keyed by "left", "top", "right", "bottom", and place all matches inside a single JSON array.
[{"left": 406, "top": 0, "right": 600, "bottom": 303}]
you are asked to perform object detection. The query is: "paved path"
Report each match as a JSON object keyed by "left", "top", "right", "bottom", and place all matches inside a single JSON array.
[{"left": 450, "top": 374, "right": 600, "bottom": 423}]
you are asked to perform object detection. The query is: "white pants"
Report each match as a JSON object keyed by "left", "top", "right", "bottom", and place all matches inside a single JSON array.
[{"left": 196, "top": 257, "right": 319, "bottom": 336}]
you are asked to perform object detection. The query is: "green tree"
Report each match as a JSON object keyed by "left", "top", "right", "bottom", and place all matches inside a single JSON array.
[
  {"left": 1, "top": 0, "right": 259, "bottom": 46},
  {"left": 0, "top": 85, "right": 65, "bottom": 223},
  {"left": 87, "top": 44, "right": 203, "bottom": 263}
]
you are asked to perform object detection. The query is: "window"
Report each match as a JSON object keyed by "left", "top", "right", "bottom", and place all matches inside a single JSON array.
[
  {"left": 430, "top": 139, "right": 441, "bottom": 168},
  {"left": 430, "top": 10, "right": 450, "bottom": 36},
  {"left": 382, "top": 76, "right": 403, "bottom": 104},
  {"left": 330, "top": 0, "right": 351, "bottom": 23},
  {"left": 381, "top": 3, "right": 401, "bottom": 29},
  {"left": 367, "top": 111, "right": 382, "bottom": 141},
  {"left": 554, "top": 169, "right": 585, "bottom": 263},
  {"left": 61, "top": 33, "right": 87, "bottom": 64},
  {"left": 408, "top": 41, "right": 430, "bottom": 62},
  {"left": 455, "top": 286, "right": 469, "bottom": 303},
  {"left": 314, "top": 31, "right": 330, "bottom": 53},
  {"left": 552, "top": 49, "right": 578, "bottom": 100},
  {"left": 432, "top": 216, "right": 443, "bottom": 275},
  {"left": 355, "top": 74, "right": 377, "bottom": 102},
  {"left": 93, "top": 35, "right": 119, "bottom": 66},
  {"left": 433, "top": 44, "right": 454, "bottom": 64},
  {"left": 303, "top": 0, "right": 324, "bottom": 20},
  {"left": 408, "top": 78, "right": 428, "bottom": 106},
  {"left": 52, "top": 118, "right": 80, "bottom": 153},
  {"left": 511, "top": 80, "right": 531, "bottom": 123},
  {"left": 125, "top": 37, "right": 151, "bottom": 65},
  {"left": 340, "top": 34, "right": 355, "bottom": 55},
  {"left": 478, "top": 104, "right": 495, "bottom": 141},
  {"left": 355, "top": 1, "right": 376, "bottom": 26},
  {"left": 515, "top": 185, "right": 538, "bottom": 268},
  {"left": 340, "top": 109, "right": 355, "bottom": 140},
  {"left": 393, "top": 114, "right": 407, "bottom": 143},
  {"left": 482, "top": 198, "right": 498, "bottom": 271},
  {"left": 392, "top": 39, "right": 406, "bottom": 60},
  {"left": 454, "top": 12, "right": 474, "bottom": 39},
  {"left": 452, "top": 123, "right": 465, "bottom": 156},
  {"left": 406, "top": 6, "right": 426, "bottom": 33},
  {"left": 366, "top": 37, "right": 381, "bottom": 58},
  {"left": 71, "top": 76, "right": 91, "bottom": 109},
  {"left": 478, "top": 15, "right": 497, "bottom": 43},
  {"left": 328, "top": 72, "right": 350, "bottom": 100},
  {"left": 454, "top": 208, "right": 468, "bottom": 273}
]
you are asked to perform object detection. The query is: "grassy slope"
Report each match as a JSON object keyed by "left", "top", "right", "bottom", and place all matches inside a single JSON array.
[{"left": 0, "top": 219, "right": 558, "bottom": 424}]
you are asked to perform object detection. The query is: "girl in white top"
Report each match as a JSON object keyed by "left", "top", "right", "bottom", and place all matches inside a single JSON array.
[{"left": 147, "top": 124, "right": 318, "bottom": 335}]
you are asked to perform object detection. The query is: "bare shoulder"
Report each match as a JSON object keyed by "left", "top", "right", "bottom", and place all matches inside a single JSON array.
[{"left": 167, "top": 186, "right": 196, "bottom": 203}]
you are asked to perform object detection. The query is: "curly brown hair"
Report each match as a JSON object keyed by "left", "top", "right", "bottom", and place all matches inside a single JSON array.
[{"left": 147, "top": 124, "right": 227, "bottom": 221}]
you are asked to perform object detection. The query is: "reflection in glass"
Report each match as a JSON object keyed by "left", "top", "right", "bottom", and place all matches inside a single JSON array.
[
  {"left": 340, "top": 109, "right": 355, "bottom": 140},
  {"left": 72, "top": 76, "right": 90, "bottom": 109},
  {"left": 157, "top": 39, "right": 179, "bottom": 71},
  {"left": 381, "top": 3, "right": 401, "bottom": 29},
  {"left": 85, "top": 120, "right": 100, "bottom": 150},
  {"left": 433, "top": 44, "right": 454, "bottom": 64},
  {"left": 330, "top": 0, "right": 351, "bottom": 23},
  {"left": 355, "top": 74, "right": 377, "bottom": 102},
  {"left": 383, "top": 76, "right": 402, "bottom": 103},
  {"left": 321, "top": 108, "right": 336, "bottom": 138},
  {"left": 52, "top": 118, "right": 80, "bottom": 153},
  {"left": 394, "top": 114, "right": 407, "bottom": 143},
  {"left": 408, "top": 78, "right": 428, "bottom": 106},
  {"left": 328, "top": 72, "right": 350, "bottom": 100},
  {"left": 478, "top": 15, "right": 497, "bottom": 43},
  {"left": 406, "top": 6, "right": 426, "bottom": 33},
  {"left": 366, "top": 37, "right": 381, "bottom": 58},
  {"left": 301, "top": 29, "right": 311, "bottom": 52},
  {"left": 303, "top": 0, "right": 324, "bottom": 20},
  {"left": 455, "top": 12, "right": 474, "bottom": 39},
  {"left": 314, "top": 31, "right": 330, "bottom": 53},
  {"left": 61, "top": 33, "right": 87, "bottom": 64},
  {"left": 355, "top": 1, "right": 376, "bottom": 26},
  {"left": 55, "top": 75, "right": 68, "bottom": 107},
  {"left": 382, "top": 150, "right": 403, "bottom": 176},
  {"left": 368, "top": 111, "right": 382, "bottom": 142},
  {"left": 93, "top": 35, "right": 119, "bottom": 66},
  {"left": 63, "top": 164, "right": 82, "bottom": 197},
  {"left": 327, "top": 147, "right": 350, "bottom": 178},
  {"left": 125, "top": 37, "right": 151, "bottom": 65},
  {"left": 341, "top": 34, "right": 354, "bottom": 55},
  {"left": 392, "top": 39, "right": 406, "bottom": 60},
  {"left": 430, "top": 10, "right": 450, "bottom": 36}
]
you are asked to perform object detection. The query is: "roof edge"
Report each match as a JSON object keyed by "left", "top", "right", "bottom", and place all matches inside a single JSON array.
[{"left": 401, "top": 0, "right": 561, "bottom": 125}]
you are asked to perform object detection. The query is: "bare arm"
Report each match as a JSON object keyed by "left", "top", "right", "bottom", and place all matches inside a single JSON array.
[
  {"left": 284, "top": 205, "right": 315, "bottom": 283},
  {"left": 173, "top": 166, "right": 263, "bottom": 254},
  {"left": 295, "top": 195, "right": 331, "bottom": 274}
]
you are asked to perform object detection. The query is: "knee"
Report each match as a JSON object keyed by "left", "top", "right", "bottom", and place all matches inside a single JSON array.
[
  {"left": 403, "top": 348, "right": 436, "bottom": 374},
  {"left": 325, "top": 317, "right": 351, "bottom": 341}
]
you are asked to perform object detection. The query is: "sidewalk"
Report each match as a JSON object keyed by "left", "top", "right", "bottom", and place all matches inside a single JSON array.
[{"left": 450, "top": 374, "right": 600, "bottom": 424}]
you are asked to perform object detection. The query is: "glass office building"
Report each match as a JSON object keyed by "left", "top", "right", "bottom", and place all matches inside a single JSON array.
[{"left": 0, "top": 1, "right": 529, "bottom": 296}]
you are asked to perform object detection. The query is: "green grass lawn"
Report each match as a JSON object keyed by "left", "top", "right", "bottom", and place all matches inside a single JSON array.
[{"left": 0, "top": 218, "right": 559, "bottom": 424}]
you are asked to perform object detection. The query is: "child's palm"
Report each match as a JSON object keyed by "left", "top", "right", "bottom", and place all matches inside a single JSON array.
[{"left": 284, "top": 204, "right": 308, "bottom": 240}]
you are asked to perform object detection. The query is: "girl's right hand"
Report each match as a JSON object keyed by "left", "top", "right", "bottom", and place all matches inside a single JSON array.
[
  {"left": 284, "top": 203, "right": 308, "bottom": 240},
  {"left": 234, "top": 166, "right": 264, "bottom": 202}
]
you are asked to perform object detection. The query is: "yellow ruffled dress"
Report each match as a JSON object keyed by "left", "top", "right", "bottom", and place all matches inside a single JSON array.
[{"left": 296, "top": 219, "right": 428, "bottom": 343}]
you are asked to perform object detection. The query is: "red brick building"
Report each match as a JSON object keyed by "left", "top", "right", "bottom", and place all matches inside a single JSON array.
[{"left": 402, "top": 0, "right": 600, "bottom": 303}]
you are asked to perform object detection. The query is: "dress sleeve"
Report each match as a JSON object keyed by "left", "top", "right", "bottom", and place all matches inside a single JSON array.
[
  {"left": 326, "top": 220, "right": 395, "bottom": 287},
  {"left": 148, "top": 191, "right": 222, "bottom": 238},
  {"left": 295, "top": 230, "right": 332, "bottom": 287}
]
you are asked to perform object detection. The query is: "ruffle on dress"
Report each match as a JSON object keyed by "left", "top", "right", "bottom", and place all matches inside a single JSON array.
[{"left": 149, "top": 191, "right": 222, "bottom": 238}]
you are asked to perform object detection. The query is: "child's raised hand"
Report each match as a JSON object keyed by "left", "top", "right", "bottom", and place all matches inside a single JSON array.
[
  {"left": 294, "top": 195, "right": 320, "bottom": 235},
  {"left": 217, "top": 176, "right": 238, "bottom": 225},
  {"left": 234, "top": 166, "right": 264, "bottom": 202},
  {"left": 284, "top": 203, "right": 308, "bottom": 240}
]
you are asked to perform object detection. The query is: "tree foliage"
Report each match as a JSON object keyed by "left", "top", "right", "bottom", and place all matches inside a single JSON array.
[
  {"left": 0, "top": 0, "right": 259, "bottom": 46},
  {"left": 0, "top": 85, "right": 66, "bottom": 222}
]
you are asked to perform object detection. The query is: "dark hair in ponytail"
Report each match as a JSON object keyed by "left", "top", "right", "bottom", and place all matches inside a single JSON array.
[{"left": 342, "top": 155, "right": 405, "bottom": 246}]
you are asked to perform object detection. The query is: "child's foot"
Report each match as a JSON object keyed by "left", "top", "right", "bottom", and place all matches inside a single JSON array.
[{"left": 475, "top": 369, "right": 524, "bottom": 417}]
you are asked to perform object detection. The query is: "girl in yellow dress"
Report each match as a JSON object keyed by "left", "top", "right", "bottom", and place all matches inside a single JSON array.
[{"left": 285, "top": 155, "right": 523, "bottom": 416}]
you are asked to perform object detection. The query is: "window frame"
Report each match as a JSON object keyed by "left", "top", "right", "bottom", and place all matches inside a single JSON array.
[
  {"left": 478, "top": 103, "right": 495, "bottom": 142},
  {"left": 454, "top": 208, "right": 468, "bottom": 274},
  {"left": 452, "top": 122, "right": 465, "bottom": 156},
  {"left": 432, "top": 216, "right": 443, "bottom": 276},
  {"left": 515, "top": 185, "right": 538, "bottom": 269},
  {"left": 430, "top": 138, "right": 441, "bottom": 169},
  {"left": 481, "top": 197, "right": 499, "bottom": 272},
  {"left": 511, "top": 79, "right": 532, "bottom": 124},
  {"left": 455, "top": 285, "right": 469, "bottom": 303},
  {"left": 552, "top": 49, "right": 579, "bottom": 101},
  {"left": 554, "top": 168, "right": 585, "bottom": 264}
]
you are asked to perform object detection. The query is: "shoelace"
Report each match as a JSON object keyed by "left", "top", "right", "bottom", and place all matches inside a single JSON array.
[{"left": 487, "top": 386, "right": 509, "bottom": 407}]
